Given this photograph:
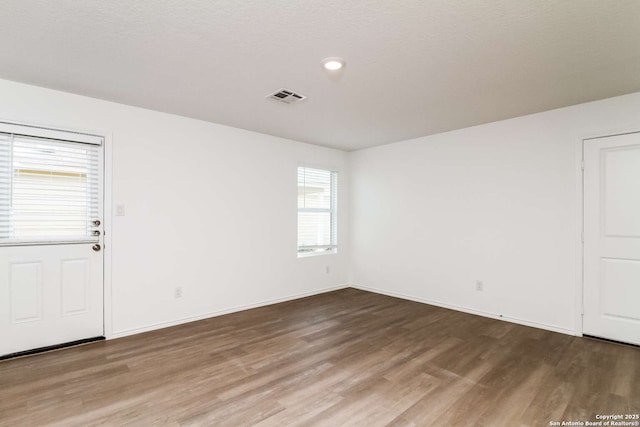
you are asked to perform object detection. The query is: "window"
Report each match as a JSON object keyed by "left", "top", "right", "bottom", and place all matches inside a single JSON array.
[
  {"left": 0, "top": 127, "right": 102, "bottom": 245},
  {"left": 297, "top": 166, "right": 337, "bottom": 256}
]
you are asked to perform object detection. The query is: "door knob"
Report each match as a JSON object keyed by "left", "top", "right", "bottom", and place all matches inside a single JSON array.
[
  {"left": 93, "top": 219, "right": 101, "bottom": 226},
  {"left": 92, "top": 244, "right": 101, "bottom": 252},
  {"left": 92, "top": 230, "right": 101, "bottom": 236}
]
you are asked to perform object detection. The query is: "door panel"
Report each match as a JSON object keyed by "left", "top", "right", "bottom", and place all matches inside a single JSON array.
[
  {"left": 601, "top": 258, "right": 640, "bottom": 321},
  {"left": 9, "top": 261, "right": 42, "bottom": 323},
  {"left": 1, "top": 245, "right": 103, "bottom": 355},
  {"left": 602, "top": 147, "right": 640, "bottom": 237},
  {"left": 62, "top": 258, "right": 90, "bottom": 315},
  {"left": 583, "top": 132, "right": 640, "bottom": 345}
]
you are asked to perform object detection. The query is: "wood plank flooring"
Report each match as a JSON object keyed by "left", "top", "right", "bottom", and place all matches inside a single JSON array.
[{"left": 1, "top": 288, "right": 638, "bottom": 426}]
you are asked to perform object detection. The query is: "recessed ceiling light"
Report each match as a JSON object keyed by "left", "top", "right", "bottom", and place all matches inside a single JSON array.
[{"left": 322, "top": 57, "right": 345, "bottom": 71}]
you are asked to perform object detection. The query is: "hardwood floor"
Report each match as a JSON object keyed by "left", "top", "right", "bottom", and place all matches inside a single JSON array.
[{"left": 1, "top": 288, "right": 638, "bottom": 426}]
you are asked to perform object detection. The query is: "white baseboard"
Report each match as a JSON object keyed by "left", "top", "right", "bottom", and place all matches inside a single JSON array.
[
  {"left": 350, "top": 284, "right": 577, "bottom": 336},
  {"left": 110, "top": 284, "right": 576, "bottom": 340},
  {"left": 109, "top": 284, "right": 349, "bottom": 339}
]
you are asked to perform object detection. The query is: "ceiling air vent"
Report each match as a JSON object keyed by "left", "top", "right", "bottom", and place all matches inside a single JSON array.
[{"left": 267, "top": 88, "right": 307, "bottom": 104}]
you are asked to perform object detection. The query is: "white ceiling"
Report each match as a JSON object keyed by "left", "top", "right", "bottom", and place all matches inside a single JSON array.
[{"left": 1, "top": 1, "right": 639, "bottom": 151}]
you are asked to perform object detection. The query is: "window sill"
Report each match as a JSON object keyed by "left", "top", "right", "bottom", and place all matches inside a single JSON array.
[{"left": 297, "top": 250, "right": 337, "bottom": 258}]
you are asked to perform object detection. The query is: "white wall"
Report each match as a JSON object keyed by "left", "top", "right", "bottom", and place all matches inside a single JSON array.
[
  {"left": 0, "top": 78, "right": 350, "bottom": 337},
  {"left": 350, "top": 92, "right": 640, "bottom": 334}
]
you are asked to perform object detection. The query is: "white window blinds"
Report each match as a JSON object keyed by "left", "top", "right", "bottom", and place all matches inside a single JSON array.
[
  {"left": 297, "top": 166, "right": 337, "bottom": 255},
  {"left": 0, "top": 129, "right": 102, "bottom": 245}
]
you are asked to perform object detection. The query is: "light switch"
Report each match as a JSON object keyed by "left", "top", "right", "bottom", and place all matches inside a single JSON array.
[{"left": 116, "top": 204, "right": 125, "bottom": 216}]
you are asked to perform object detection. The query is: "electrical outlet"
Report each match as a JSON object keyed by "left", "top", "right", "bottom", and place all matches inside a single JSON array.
[
  {"left": 325, "top": 265, "right": 330, "bottom": 274},
  {"left": 476, "top": 280, "right": 484, "bottom": 291},
  {"left": 174, "top": 287, "right": 182, "bottom": 298}
]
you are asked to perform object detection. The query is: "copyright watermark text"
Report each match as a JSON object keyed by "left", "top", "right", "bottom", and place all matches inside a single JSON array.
[{"left": 549, "top": 414, "right": 640, "bottom": 426}]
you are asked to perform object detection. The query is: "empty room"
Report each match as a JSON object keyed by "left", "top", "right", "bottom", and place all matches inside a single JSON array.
[{"left": 1, "top": 1, "right": 639, "bottom": 426}]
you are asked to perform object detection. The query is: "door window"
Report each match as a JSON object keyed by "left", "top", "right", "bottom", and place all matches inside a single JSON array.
[{"left": 0, "top": 131, "right": 101, "bottom": 245}]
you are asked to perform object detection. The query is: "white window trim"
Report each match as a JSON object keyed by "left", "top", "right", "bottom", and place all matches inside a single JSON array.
[{"left": 0, "top": 121, "right": 103, "bottom": 145}]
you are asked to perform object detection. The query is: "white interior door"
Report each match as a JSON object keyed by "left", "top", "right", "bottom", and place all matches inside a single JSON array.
[
  {"left": 583, "top": 132, "right": 640, "bottom": 346},
  {"left": 0, "top": 125, "right": 104, "bottom": 357}
]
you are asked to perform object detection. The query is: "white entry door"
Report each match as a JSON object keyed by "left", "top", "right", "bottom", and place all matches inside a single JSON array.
[
  {"left": 583, "top": 132, "right": 640, "bottom": 346},
  {"left": 0, "top": 124, "right": 104, "bottom": 357}
]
